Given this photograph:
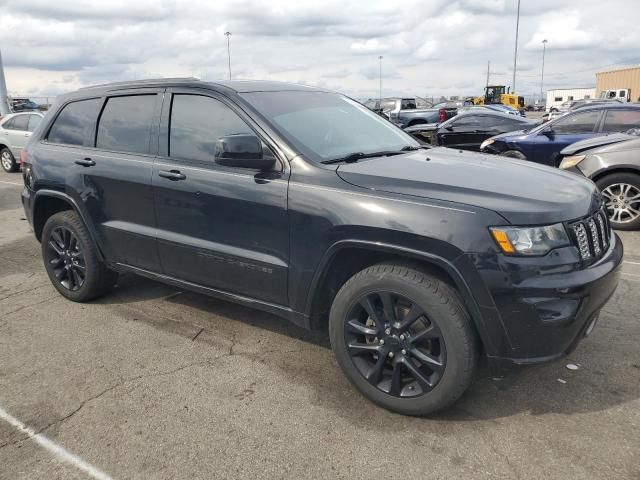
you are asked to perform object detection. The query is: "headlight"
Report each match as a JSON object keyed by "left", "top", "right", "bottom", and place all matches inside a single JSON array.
[
  {"left": 559, "top": 154, "right": 586, "bottom": 170},
  {"left": 490, "top": 224, "right": 570, "bottom": 255},
  {"left": 480, "top": 138, "right": 495, "bottom": 151}
]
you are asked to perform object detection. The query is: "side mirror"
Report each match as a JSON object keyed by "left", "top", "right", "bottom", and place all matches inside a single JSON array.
[
  {"left": 214, "top": 134, "right": 276, "bottom": 170},
  {"left": 542, "top": 127, "right": 554, "bottom": 137},
  {"left": 445, "top": 125, "right": 454, "bottom": 131}
]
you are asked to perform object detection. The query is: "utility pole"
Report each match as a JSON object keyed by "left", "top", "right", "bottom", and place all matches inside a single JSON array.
[
  {"left": 512, "top": 0, "right": 521, "bottom": 93},
  {"left": 0, "top": 49, "right": 10, "bottom": 115},
  {"left": 540, "top": 39, "right": 548, "bottom": 104},
  {"left": 224, "top": 31, "right": 232, "bottom": 80},
  {"left": 378, "top": 55, "right": 383, "bottom": 104},
  {"left": 485, "top": 60, "right": 490, "bottom": 90}
]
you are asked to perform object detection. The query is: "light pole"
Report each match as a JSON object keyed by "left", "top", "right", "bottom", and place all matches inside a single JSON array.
[
  {"left": 512, "top": 0, "right": 521, "bottom": 93},
  {"left": 540, "top": 39, "right": 548, "bottom": 104},
  {"left": 378, "top": 55, "right": 383, "bottom": 105},
  {"left": 224, "top": 31, "right": 232, "bottom": 80},
  {"left": 0, "top": 49, "right": 9, "bottom": 116}
]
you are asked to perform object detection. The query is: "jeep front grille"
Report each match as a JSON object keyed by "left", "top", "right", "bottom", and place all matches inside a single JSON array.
[{"left": 568, "top": 208, "right": 611, "bottom": 262}]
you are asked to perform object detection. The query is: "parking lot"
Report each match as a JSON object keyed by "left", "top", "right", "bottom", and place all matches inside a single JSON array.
[{"left": 0, "top": 168, "right": 639, "bottom": 479}]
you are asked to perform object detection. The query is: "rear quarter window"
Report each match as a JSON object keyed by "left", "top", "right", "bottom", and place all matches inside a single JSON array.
[{"left": 47, "top": 98, "right": 101, "bottom": 146}]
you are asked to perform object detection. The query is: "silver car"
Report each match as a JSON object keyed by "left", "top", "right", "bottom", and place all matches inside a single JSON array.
[
  {"left": 0, "top": 112, "right": 45, "bottom": 172},
  {"left": 559, "top": 133, "right": 640, "bottom": 230}
]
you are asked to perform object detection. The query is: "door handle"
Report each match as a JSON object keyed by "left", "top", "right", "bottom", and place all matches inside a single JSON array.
[
  {"left": 74, "top": 158, "right": 96, "bottom": 167},
  {"left": 158, "top": 169, "right": 186, "bottom": 181}
]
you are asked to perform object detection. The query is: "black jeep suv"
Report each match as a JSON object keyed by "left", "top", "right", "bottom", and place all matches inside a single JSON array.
[{"left": 21, "top": 79, "right": 622, "bottom": 415}]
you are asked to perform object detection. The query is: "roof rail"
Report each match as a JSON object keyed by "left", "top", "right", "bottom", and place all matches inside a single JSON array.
[{"left": 78, "top": 77, "right": 200, "bottom": 90}]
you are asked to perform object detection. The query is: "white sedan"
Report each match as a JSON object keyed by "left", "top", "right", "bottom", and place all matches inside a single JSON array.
[{"left": 0, "top": 111, "right": 45, "bottom": 172}]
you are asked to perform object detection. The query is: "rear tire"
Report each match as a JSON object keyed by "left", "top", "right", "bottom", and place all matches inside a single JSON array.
[
  {"left": 1, "top": 148, "right": 18, "bottom": 173},
  {"left": 42, "top": 210, "right": 118, "bottom": 302},
  {"left": 500, "top": 149, "right": 527, "bottom": 160},
  {"left": 596, "top": 172, "right": 640, "bottom": 230},
  {"left": 329, "top": 262, "right": 479, "bottom": 416}
]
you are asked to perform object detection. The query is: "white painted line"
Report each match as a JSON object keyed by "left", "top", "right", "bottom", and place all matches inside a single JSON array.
[
  {"left": 0, "top": 405, "right": 113, "bottom": 480},
  {"left": 622, "top": 272, "right": 640, "bottom": 278},
  {"left": 623, "top": 261, "right": 640, "bottom": 266},
  {"left": 0, "top": 180, "right": 22, "bottom": 186}
]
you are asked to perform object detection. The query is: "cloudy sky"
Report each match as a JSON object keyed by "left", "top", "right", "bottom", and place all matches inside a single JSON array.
[{"left": 1, "top": 0, "right": 640, "bottom": 101}]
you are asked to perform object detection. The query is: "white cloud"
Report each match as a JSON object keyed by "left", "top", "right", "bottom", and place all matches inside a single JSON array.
[
  {"left": 351, "top": 39, "right": 390, "bottom": 54},
  {"left": 525, "top": 11, "right": 600, "bottom": 50},
  {"left": 0, "top": 0, "right": 638, "bottom": 100}
]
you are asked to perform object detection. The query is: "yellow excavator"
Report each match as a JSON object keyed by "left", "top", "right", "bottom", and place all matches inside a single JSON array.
[{"left": 473, "top": 85, "right": 524, "bottom": 110}]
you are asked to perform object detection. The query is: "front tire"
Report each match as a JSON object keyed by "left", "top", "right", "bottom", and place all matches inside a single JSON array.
[
  {"left": 329, "top": 263, "right": 478, "bottom": 416},
  {"left": 499, "top": 149, "right": 527, "bottom": 160},
  {"left": 1, "top": 147, "right": 18, "bottom": 173},
  {"left": 42, "top": 210, "right": 118, "bottom": 302},
  {"left": 596, "top": 172, "right": 640, "bottom": 230}
]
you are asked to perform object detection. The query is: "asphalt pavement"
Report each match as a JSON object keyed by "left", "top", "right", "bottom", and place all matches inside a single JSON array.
[{"left": 0, "top": 169, "right": 638, "bottom": 479}]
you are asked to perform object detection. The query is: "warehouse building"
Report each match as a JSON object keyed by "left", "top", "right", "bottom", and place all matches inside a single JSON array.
[
  {"left": 545, "top": 87, "right": 595, "bottom": 111},
  {"left": 596, "top": 66, "right": 640, "bottom": 102}
]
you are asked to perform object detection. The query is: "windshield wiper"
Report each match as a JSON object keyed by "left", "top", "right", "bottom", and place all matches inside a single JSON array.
[{"left": 321, "top": 149, "right": 410, "bottom": 165}]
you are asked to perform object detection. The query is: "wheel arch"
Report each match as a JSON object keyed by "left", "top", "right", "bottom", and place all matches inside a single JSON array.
[
  {"left": 33, "top": 189, "right": 105, "bottom": 261},
  {"left": 591, "top": 166, "right": 640, "bottom": 184},
  {"left": 305, "top": 240, "right": 490, "bottom": 353}
]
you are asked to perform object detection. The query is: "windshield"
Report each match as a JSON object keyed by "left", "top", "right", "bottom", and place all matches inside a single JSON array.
[{"left": 241, "top": 91, "right": 419, "bottom": 162}]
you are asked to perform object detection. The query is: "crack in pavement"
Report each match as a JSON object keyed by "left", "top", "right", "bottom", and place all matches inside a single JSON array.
[
  {"left": 2, "top": 294, "right": 60, "bottom": 317},
  {"left": 0, "top": 356, "right": 231, "bottom": 450},
  {"left": 0, "top": 283, "right": 51, "bottom": 302},
  {"left": 0, "top": 338, "right": 262, "bottom": 451}
]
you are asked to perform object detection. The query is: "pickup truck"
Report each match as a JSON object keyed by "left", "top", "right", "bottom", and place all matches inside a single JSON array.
[{"left": 364, "top": 97, "right": 447, "bottom": 127}]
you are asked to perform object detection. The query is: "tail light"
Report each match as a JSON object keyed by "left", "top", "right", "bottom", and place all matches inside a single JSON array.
[
  {"left": 20, "top": 148, "right": 28, "bottom": 167},
  {"left": 438, "top": 108, "right": 446, "bottom": 122}
]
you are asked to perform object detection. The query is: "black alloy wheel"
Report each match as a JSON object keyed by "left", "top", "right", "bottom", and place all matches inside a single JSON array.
[
  {"left": 330, "top": 263, "right": 478, "bottom": 415},
  {"left": 345, "top": 291, "right": 446, "bottom": 398},
  {"left": 46, "top": 226, "right": 86, "bottom": 291}
]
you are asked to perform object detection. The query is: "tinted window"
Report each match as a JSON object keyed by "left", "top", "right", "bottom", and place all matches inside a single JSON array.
[
  {"left": 169, "top": 94, "right": 253, "bottom": 162},
  {"left": 401, "top": 99, "right": 416, "bottom": 109},
  {"left": 552, "top": 110, "right": 600, "bottom": 134},
  {"left": 452, "top": 116, "right": 481, "bottom": 128},
  {"left": 96, "top": 95, "right": 156, "bottom": 154},
  {"left": 603, "top": 109, "right": 640, "bottom": 132},
  {"left": 27, "top": 115, "right": 42, "bottom": 132},
  {"left": 11, "top": 115, "right": 29, "bottom": 131},
  {"left": 48, "top": 98, "right": 101, "bottom": 146}
]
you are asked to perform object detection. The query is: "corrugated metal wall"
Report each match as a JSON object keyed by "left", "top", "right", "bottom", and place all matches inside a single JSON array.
[{"left": 596, "top": 67, "right": 640, "bottom": 101}]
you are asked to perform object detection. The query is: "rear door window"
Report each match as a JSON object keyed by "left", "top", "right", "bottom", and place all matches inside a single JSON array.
[
  {"left": 48, "top": 98, "right": 101, "bottom": 146},
  {"left": 96, "top": 95, "right": 156, "bottom": 154},
  {"left": 451, "top": 116, "right": 481, "bottom": 129},
  {"left": 603, "top": 109, "right": 640, "bottom": 132},
  {"left": 169, "top": 94, "right": 253, "bottom": 163},
  {"left": 11, "top": 115, "right": 29, "bottom": 131},
  {"left": 552, "top": 110, "right": 601, "bottom": 134}
]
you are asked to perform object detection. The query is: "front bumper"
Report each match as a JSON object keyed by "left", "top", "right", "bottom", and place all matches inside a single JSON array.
[{"left": 466, "top": 232, "right": 623, "bottom": 369}]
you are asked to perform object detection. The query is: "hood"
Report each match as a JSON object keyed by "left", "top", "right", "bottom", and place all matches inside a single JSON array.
[
  {"left": 560, "top": 133, "right": 637, "bottom": 155},
  {"left": 336, "top": 147, "right": 600, "bottom": 225},
  {"left": 488, "top": 129, "right": 528, "bottom": 142},
  {"left": 587, "top": 136, "right": 640, "bottom": 154}
]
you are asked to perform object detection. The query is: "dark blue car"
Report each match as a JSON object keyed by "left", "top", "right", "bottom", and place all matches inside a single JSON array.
[{"left": 480, "top": 103, "right": 640, "bottom": 167}]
